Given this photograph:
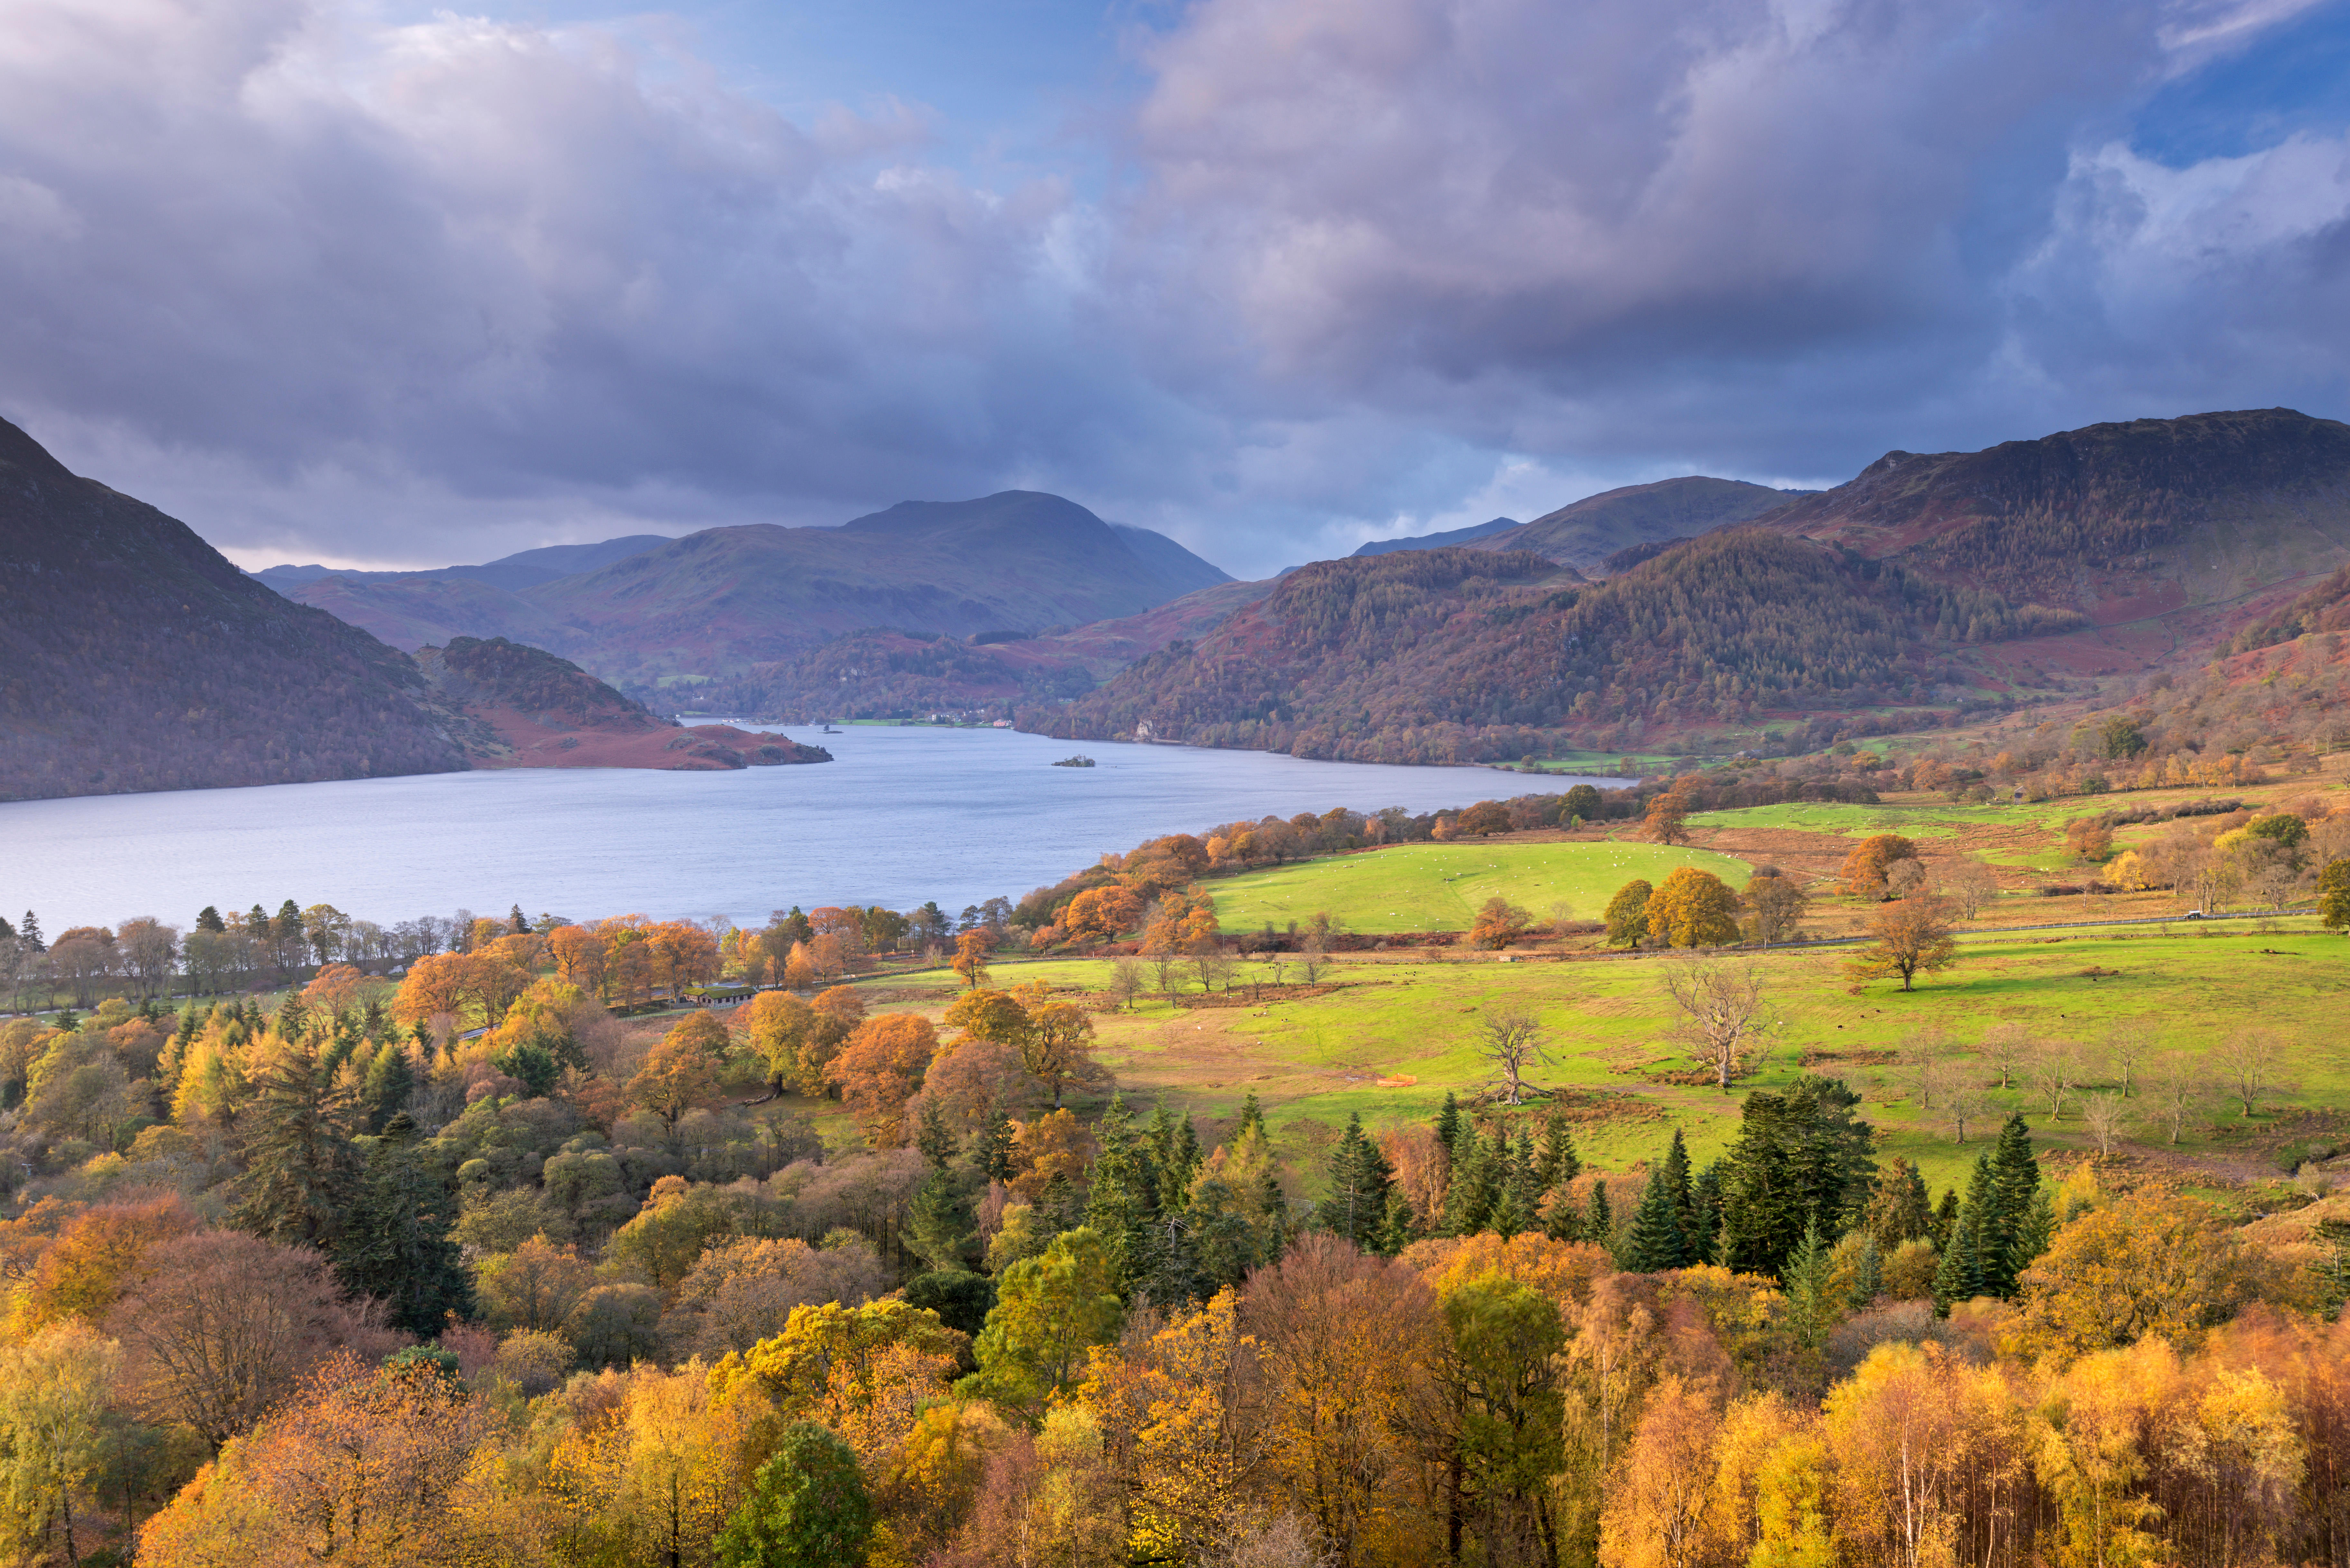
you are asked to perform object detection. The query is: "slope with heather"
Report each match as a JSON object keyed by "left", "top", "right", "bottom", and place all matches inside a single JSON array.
[
  {"left": 0, "top": 416, "right": 473, "bottom": 801},
  {"left": 1021, "top": 532, "right": 2069, "bottom": 762},
  {"left": 1475, "top": 475, "right": 1806, "bottom": 570}
]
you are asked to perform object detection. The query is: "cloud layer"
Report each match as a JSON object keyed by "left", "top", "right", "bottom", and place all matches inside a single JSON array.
[{"left": 1, "top": 0, "right": 2344, "bottom": 577}]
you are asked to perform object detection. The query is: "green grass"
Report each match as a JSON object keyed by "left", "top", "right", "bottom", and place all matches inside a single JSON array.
[
  {"left": 1689, "top": 798, "right": 2093, "bottom": 837},
  {"left": 1204, "top": 840, "right": 1755, "bottom": 934},
  {"left": 902, "top": 923, "right": 2349, "bottom": 1203}
]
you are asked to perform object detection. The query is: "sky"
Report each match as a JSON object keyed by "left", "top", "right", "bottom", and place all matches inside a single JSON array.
[{"left": 3, "top": 0, "right": 2349, "bottom": 580}]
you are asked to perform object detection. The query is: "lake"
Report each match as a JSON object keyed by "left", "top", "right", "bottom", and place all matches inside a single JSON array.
[{"left": 1, "top": 727, "right": 1613, "bottom": 932}]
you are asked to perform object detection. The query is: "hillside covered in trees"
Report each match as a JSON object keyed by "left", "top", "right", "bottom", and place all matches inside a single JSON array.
[
  {"left": 0, "top": 416, "right": 473, "bottom": 801},
  {"left": 1760, "top": 407, "right": 2350, "bottom": 621},
  {"left": 1023, "top": 533, "right": 2080, "bottom": 762},
  {"left": 1473, "top": 475, "right": 1806, "bottom": 571}
]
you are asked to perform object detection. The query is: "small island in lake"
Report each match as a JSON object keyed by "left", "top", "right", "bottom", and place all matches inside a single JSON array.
[{"left": 1053, "top": 754, "right": 1097, "bottom": 767}]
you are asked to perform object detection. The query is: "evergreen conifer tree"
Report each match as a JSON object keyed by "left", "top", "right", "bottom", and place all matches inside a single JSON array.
[
  {"left": 915, "top": 1099, "right": 957, "bottom": 1170},
  {"left": 1712, "top": 1075, "right": 1874, "bottom": 1277},
  {"left": 336, "top": 1113, "right": 471, "bottom": 1335},
  {"left": 1932, "top": 1154, "right": 1998, "bottom": 1316},
  {"left": 1084, "top": 1096, "right": 1160, "bottom": 1294},
  {"left": 1783, "top": 1220, "right": 1834, "bottom": 1348},
  {"left": 231, "top": 1037, "right": 358, "bottom": 1248},
  {"left": 359, "top": 1041, "right": 415, "bottom": 1133},
  {"left": 1446, "top": 1121, "right": 1497, "bottom": 1236},
  {"left": 1325, "top": 1113, "right": 1395, "bottom": 1250},
  {"left": 1588, "top": 1179, "right": 1614, "bottom": 1253},
  {"left": 977, "top": 1110, "right": 1016, "bottom": 1183},
  {"left": 907, "top": 1167, "right": 978, "bottom": 1273},
  {"left": 1624, "top": 1170, "right": 1688, "bottom": 1271},
  {"left": 1377, "top": 1191, "right": 1416, "bottom": 1257},
  {"left": 1982, "top": 1113, "right": 2040, "bottom": 1296},
  {"left": 1930, "top": 1189, "right": 1961, "bottom": 1250},
  {"left": 1537, "top": 1108, "right": 1581, "bottom": 1192},
  {"left": 1236, "top": 1090, "right": 1267, "bottom": 1142},
  {"left": 1688, "top": 1160, "right": 1725, "bottom": 1261},
  {"left": 1434, "top": 1092, "right": 1463, "bottom": 1169},
  {"left": 1544, "top": 1185, "right": 1584, "bottom": 1243}
]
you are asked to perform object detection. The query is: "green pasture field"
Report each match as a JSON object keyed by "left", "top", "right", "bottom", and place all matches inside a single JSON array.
[
  {"left": 1204, "top": 840, "right": 1756, "bottom": 935},
  {"left": 875, "top": 921, "right": 2349, "bottom": 1204}
]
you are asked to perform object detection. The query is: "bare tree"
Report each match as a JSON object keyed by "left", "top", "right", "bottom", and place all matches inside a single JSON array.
[
  {"left": 2101, "top": 1019, "right": 2158, "bottom": 1098},
  {"left": 1660, "top": 954, "right": 1775, "bottom": 1094},
  {"left": 1979, "top": 1022, "right": 2032, "bottom": 1091},
  {"left": 1476, "top": 1007, "right": 1555, "bottom": 1106},
  {"left": 1296, "top": 939, "right": 1329, "bottom": 986},
  {"left": 1145, "top": 942, "right": 1184, "bottom": 997},
  {"left": 2024, "top": 1037, "right": 2081, "bottom": 1122},
  {"left": 2212, "top": 1027, "right": 2295, "bottom": 1118},
  {"left": 1942, "top": 859, "right": 1999, "bottom": 921},
  {"left": 1104, "top": 958, "right": 1144, "bottom": 1012},
  {"left": 2080, "top": 1092, "right": 2129, "bottom": 1156},
  {"left": 1944, "top": 1077, "right": 1991, "bottom": 1145},
  {"left": 1188, "top": 939, "right": 1235, "bottom": 994}
]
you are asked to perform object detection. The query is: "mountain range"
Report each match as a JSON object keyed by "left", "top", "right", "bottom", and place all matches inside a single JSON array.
[
  {"left": 9, "top": 404, "right": 2348, "bottom": 799},
  {"left": 1021, "top": 408, "right": 2350, "bottom": 762},
  {"left": 259, "top": 496, "right": 1231, "bottom": 690},
  {"left": 0, "top": 416, "right": 828, "bottom": 800}
]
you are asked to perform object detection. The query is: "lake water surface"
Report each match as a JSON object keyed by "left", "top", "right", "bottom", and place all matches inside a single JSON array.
[{"left": 2, "top": 727, "right": 1609, "bottom": 931}]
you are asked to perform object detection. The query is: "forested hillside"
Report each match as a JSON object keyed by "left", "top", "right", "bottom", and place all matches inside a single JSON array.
[
  {"left": 1024, "top": 533, "right": 2079, "bottom": 762},
  {"left": 1476, "top": 475, "right": 1803, "bottom": 570},
  {"left": 0, "top": 416, "right": 471, "bottom": 800},
  {"left": 1761, "top": 407, "right": 2350, "bottom": 618}
]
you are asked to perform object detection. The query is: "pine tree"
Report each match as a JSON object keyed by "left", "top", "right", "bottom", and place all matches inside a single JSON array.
[
  {"left": 1084, "top": 1095, "right": 1159, "bottom": 1294},
  {"left": 1544, "top": 1184, "right": 1584, "bottom": 1243},
  {"left": 1624, "top": 1170, "right": 1689, "bottom": 1272},
  {"left": 196, "top": 905, "right": 225, "bottom": 933},
  {"left": 360, "top": 1042, "right": 415, "bottom": 1134},
  {"left": 1982, "top": 1114, "right": 2040, "bottom": 1297},
  {"left": 1932, "top": 1154, "right": 1998, "bottom": 1316},
  {"left": 231, "top": 1037, "right": 359, "bottom": 1248},
  {"left": 1862, "top": 1157, "right": 1935, "bottom": 1249},
  {"left": 335, "top": 1113, "right": 471, "bottom": 1335},
  {"left": 2012, "top": 1185, "right": 2056, "bottom": 1280},
  {"left": 907, "top": 1167, "right": 978, "bottom": 1273},
  {"left": 20, "top": 912, "right": 41, "bottom": 951},
  {"left": 1712, "top": 1076, "right": 1875, "bottom": 1278},
  {"left": 1657, "top": 1128, "right": 1697, "bottom": 1239},
  {"left": 1587, "top": 1179, "right": 1614, "bottom": 1253},
  {"left": 509, "top": 904, "right": 529, "bottom": 935},
  {"left": 1537, "top": 1107, "right": 1581, "bottom": 1192},
  {"left": 1236, "top": 1090, "right": 1267, "bottom": 1143},
  {"left": 1930, "top": 1189, "right": 1960, "bottom": 1250},
  {"left": 1688, "top": 1160, "right": 1724, "bottom": 1261},
  {"left": 915, "top": 1099, "right": 957, "bottom": 1170},
  {"left": 1507, "top": 1128, "right": 1544, "bottom": 1229},
  {"left": 1377, "top": 1191, "right": 1416, "bottom": 1257},
  {"left": 1325, "top": 1113, "right": 1394, "bottom": 1250},
  {"left": 977, "top": 1110, "right": 1016, "bottom": 1183},
  {"left": 1446, "top": 1121, "right": 1497, "bottom": 1236},
  {"left": 275, "top": 992, "right": 309, "bottom": 1044},
  {"left": 1783, "top": 1220, "right": 1834, "bottom": 1348}
]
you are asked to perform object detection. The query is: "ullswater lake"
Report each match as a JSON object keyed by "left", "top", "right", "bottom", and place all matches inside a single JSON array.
[{"left": 1, "top": 725, "right": 1615, "bottom": 931}]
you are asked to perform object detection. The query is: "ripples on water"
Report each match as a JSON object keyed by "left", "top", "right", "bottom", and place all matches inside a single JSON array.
[{"left": 2, "top": 726, "right": 1614, "bottom": 930}]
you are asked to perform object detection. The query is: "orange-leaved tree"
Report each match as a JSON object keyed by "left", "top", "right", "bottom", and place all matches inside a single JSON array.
[
  {"left": 1470, "top": 897, "right": 1532, "bottom": 950},
  {"left": 827, "top": 1014, "right": 940, "bottom": 1147},
  {"left": 628, "top": 1012, "right": 733, "bottom": 1129},
  {"left": 1061, "top": 886, "right": 1143, "bottom": 946},
  {"left": 1644, "top": 867, "right": 1741, "bottom": 949},
  {"left": 1840, "top": 834, "right": 1920, "bottom": 900},
  {"left": 950, "top": 930, "right": 994, "bottom": 990},
  {"left": 1844, "top": 895, "right": 1958, "bottom": 992}
]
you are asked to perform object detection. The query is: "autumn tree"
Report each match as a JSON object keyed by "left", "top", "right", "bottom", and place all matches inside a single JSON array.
[
  {"left": 1645, "top": 867, "right": 1741, "bottom": 948},
  {"left": 0, "top": 1323, "right": 120, "bottom": 1568},
  {"left": 2213, "top": 1026, "right": 2295, "bottom": 1118},
  {"left": 2009, "top": 1189, "right": 2293, "bottom": 1358},
  {"left": 1845, "top": 895, "right": 1958, "bottom": 992},
  {"left": 1644, "top": 791, "right": 1692, "bottom": 847},
  {"left": 107, "top": 1230, "right": 398, "bottom": 1452},
  {"left": 827, "top": 1013, "right": 940, "bottom": 1147},
  {"left": 965, "top": 1228, "right": 1125, "bottom": 1412},
  {"left": 629, "top": 1014, "right": 731, "bottom": 1130},
  {"left": 1470, "top": 897, "right": 1532, "bottom": 950},
  {"left": 1023, "top": 998, "right": 1104, "bottom": 1109},
  {"left": 1839, "top": 833, "right": 1920, "bottom": 900},
  {"left": 1604, "top": 880, "right": 1654, "bottom": 949},
  {"left": 949, "top": 931, "right": 996, "bottom": 992},
  {"left": 1741, "top": 867, "right": 1807, "bottom": 943}
]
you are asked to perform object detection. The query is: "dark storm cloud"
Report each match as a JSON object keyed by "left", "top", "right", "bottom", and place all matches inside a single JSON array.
[{"left": 0, "top": 0, "right": 2343, "bottom": 578}]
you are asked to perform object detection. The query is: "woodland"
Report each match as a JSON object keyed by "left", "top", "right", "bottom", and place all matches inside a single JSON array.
[{"left": 4, "top": 693, "right": 2350, "bottom": 1568}]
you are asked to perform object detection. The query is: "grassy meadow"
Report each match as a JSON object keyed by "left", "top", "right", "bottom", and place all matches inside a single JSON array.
[
  {"left": 1205, "top": 839, "right": 1755, "bottom": 932},
  {"left": 850, "top": 763, "right": 2348, "bottom": 1209}
]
